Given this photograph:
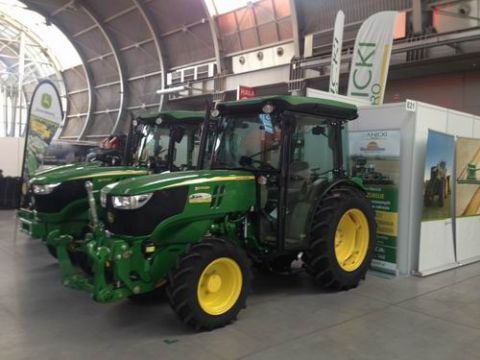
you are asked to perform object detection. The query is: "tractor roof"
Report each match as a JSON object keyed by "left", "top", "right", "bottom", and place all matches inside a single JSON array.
[
  {"left": 137, "top": 110, "right": 204, "bottom": 124},
  {"left": 217, "top": 95, "right": 358, "bottom": 120}
]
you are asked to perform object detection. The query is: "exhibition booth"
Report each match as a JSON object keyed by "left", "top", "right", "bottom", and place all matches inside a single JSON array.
[
  {"left": 308, "top": 87, "right": 480, "bottom": 277},
  {"left": 351, "top": 100, "right": 480, "bottom": 276}
]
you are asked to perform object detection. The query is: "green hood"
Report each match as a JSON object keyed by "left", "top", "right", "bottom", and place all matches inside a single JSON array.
[
  {"left": 30, "top": 165, "right": 150, "bottom": 185},
  {"left": 33, "top": 163, "right": 97, "bottom": 177},
  {"left": 104, "top": 169, "right": 256, "bottom": 196}
]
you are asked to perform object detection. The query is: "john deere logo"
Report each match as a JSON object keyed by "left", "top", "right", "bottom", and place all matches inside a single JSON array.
[
  {"left": 107, "top": 211, "right": 115, "bottom": 223},
  {"left": 41, "top": 93, "right": 52, "bottom": 109},
  {"left": 189, "top": 193, "right": 212, "bottom": 204}
]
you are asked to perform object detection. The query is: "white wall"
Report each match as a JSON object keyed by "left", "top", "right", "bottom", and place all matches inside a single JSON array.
[
  {"left": 0, "top": 137, "right": 25, "bottom": 177},
  {"left": 354, "top": 101, "right": 480, "bottom": 276}
]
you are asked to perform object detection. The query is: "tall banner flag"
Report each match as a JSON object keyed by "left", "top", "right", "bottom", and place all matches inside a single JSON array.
[
  {"left": 21, "top": 80, "right": 63, "bottom": 182},
  {"left": 347, "top": 11, "right": 398, "bottom": 105},
  {"left": 329, "top": 10, "right": 344, "bottom": 94}
]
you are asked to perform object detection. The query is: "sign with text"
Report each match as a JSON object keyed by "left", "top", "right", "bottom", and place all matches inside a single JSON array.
[
  {"left": 349, "top": 130, "right": 401, "bottom": 274},
  {"left": 329, "top": 10, "right": 344, "bottom": 94},
  {"left": 237, "top": 85, "right": 256, "bottom": 100},
  {"left": 347, "top": 11, "right": 398, "bottom": 105}
]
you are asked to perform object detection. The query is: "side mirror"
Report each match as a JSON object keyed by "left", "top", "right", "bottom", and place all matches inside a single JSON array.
[{"left": 239, "top": 156, "right": 253, "bottom": 167}]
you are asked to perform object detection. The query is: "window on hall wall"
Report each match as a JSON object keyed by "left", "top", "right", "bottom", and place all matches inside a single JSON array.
[
  {"left": 205, "top": 0, "right": 261, "bottom": 16},
  {"left": 207, "top": 0, "right": 292, "bottom": 54}
]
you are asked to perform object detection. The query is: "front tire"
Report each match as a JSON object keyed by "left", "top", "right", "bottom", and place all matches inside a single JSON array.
[
  {"left": 304, "top": 186, "right": 376, "bottom": 291},
  {"left": 167, "top": 237, "right": 251, "bottom": 330}
]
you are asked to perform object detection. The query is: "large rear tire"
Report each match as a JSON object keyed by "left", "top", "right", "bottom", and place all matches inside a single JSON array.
[
  {"left": 304, "top": 186, "right": 376, "bottom": 291},
  {"left": 167, "top": 237, "right": 251, "bottom": 330},
  {"left": 46, "top": 244, "right": 57, "bottom": 259}
]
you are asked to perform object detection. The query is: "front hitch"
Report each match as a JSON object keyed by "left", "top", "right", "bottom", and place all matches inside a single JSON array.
[
  {"left": 48, "top": 229, "right": 93, "bottom": 291},
  {"left": 50, "top": 181, "right": 159, "bottom": 302},
  {"left": 50, "top": 226, "right": 156, "bottom": 303}
]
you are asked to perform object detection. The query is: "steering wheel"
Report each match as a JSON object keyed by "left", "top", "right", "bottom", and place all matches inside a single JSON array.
[
  {"left": 147, "top": 156, "right": 170, "bottom": 171},
  {"left": 239, "top": 156, "right": 277, "bottom": 171},
  {"left": 290, "top": 174, "right": 306, "bottom": 182}
]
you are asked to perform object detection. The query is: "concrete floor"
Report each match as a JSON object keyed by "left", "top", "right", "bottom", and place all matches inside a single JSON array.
[{"left": 2, "top": 210, "right": 480, "bottom": 359}]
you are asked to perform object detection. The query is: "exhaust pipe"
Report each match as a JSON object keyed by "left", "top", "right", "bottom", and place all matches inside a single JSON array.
[{"left": 85, "top": 181, "right": 99, "bottom": 228}]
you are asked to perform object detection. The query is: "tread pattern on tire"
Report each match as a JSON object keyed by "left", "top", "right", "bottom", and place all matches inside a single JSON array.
[
  {"left": 166, "top": 237, "right": 251, "bottom": 331},
  {"left": 304, "top": 186, "right": 376, "bottom": 291}
]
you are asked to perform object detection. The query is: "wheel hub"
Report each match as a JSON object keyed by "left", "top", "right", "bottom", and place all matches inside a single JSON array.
[
  {"left": 197, "top": 257, "right": 243, "bottom": 315},
  {"left": 206, "top": 273, "right": 222, "bottom": 293},
  {"left": 334, "top": 208, "right": 369, "bottom": 272}
]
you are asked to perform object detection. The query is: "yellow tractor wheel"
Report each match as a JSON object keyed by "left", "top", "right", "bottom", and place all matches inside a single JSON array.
[
  {"left": 304, "top": 186, "right": 376, "bottom": 290},
  {"left": 167, "top": 237, "right": 251, "bottom": 330}
]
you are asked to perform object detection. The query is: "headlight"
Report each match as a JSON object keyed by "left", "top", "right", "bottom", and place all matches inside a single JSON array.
[
  {"left": 32, "top": 183, "right": 61, "bottom": 195},
  {"left": 112, "top": 193, "right": 153, "bottom": 210},
  {"left": 100, "top": 189, "right": 107, "bottom": 208}
]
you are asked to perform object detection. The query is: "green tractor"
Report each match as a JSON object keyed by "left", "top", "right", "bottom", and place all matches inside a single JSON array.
[
  {"left": 423, "top": 161, "right": 449, "bottom": 207},
  {"left": 52, "top": 96, "right": 376, "bottom": 330},
  {"left": 351, "top": 157, "right": 393, "bottom": 185},
  {"left": 18, "top": 111, "right": 206, "bottom": 257}
]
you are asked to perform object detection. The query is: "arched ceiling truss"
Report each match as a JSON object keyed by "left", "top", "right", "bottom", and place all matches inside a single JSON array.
[
  {"left": 23, "top": 0, "right": 170, "bottom": 140},
  {"left": 0, "top": 12, "right": 66, "bottom": 137},
  {"left": 18, "top": 0, "right": 419, "bottom": 140}
]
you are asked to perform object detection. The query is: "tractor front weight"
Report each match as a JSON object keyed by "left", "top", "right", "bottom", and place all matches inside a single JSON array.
[{"left": 50, "top": 228, "right": 162, "bottom": 303}]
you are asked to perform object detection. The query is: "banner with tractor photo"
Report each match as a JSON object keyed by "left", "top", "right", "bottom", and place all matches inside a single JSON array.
[
  {"left": 455, "top": 137, "right": 480, "bottom": 218},
  {"left": 22, "top": 80, "right": 63, "bottom": 181},
  {"left": 349, "top": 130, "right": 401, "bottom": 274},
  {"left": 454, "top": 136, "right": 480, "bottom": 264},
  {"left": 421, "top": 130, "right": 454, "bottom": 221}
]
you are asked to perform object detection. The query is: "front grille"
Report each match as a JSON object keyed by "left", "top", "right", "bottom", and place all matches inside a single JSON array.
[
  {"left": 34, "top": 180, "right": 88, "bottom": 213},
  {"left": 105, "top": 187, "right": 188, "bottom": 236}
]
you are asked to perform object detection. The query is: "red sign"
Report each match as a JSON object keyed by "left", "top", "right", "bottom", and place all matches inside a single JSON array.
[{"left": 237, "top": 85, "right": 256, "bottom": 100}]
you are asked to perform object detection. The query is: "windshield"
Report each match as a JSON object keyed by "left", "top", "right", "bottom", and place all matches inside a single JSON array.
[
  {"left": 211, "top": 114, "right": 282, "bottom": 171},
  {"left": 134, "top": 123, "right": 170, "bottom": 165}
]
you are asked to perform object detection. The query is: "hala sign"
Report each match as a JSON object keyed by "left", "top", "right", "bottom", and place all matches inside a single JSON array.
[
  {"left": 237, "top": 85, "right": 256, "bottom": 100},
  {"left": 347, "top": 11, "right": 398, "bottom": 105}
]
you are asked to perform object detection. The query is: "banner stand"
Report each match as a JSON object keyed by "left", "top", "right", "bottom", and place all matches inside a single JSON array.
[{"left": 20, "top": 80, "right": 64, "bottom": 207}]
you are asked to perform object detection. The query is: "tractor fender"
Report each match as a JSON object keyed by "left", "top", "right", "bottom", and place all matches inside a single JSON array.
[
  {"left": 303, "top": 178, "right": 367, "bottom": 246},
  {"left": 315, "top": 178, "right": 366, "bottom": 204}
]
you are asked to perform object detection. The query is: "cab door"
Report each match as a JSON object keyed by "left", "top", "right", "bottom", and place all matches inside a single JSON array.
[{"left": 282, "top": 115, "right": 334, "bottom": 250}]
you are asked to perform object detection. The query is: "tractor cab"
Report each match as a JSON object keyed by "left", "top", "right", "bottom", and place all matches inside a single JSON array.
[
  {"left": 127, "top": 111, "right": 204, "bottom": 173},
  {"left": 19, "top": 110, "right": 205, "bottom": 244},
  {"left": 211, "top": 96, "right": 358, "bottom": 252}
]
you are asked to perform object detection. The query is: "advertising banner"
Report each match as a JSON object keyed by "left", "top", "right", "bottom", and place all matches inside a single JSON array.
[
  {"left": 455, "top": 137, "right": 480, "bottom": 217},
  {"left": 22, "top": 80, "right": 63, "bottom": 181},
  {"left": 349, "top": 130, "right": 401, "bottom": 274},
  {"left": 421, "top": 130, "right": 454, "bottom": 221},
  {"left": 347, "top": 11, "right": 398, "bottom": 105},
  {"left": 454, "top": 136, "right": 480, "bottom": 264},
  {"left": 329, "top": 10, "right": 344, "bottom": 94}
]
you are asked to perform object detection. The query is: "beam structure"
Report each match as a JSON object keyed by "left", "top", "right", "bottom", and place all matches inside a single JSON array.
[
  {"left": 131, "top": 0, "right": 167, "bottom": 112},
  {"left": 75, "top": 1, "right": 126, "bottom": 139}
]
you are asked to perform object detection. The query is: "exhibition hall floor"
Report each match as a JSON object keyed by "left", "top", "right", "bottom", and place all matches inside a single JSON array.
[{"left": 1, "top": 210, "right": 480, "bottom": 359}]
